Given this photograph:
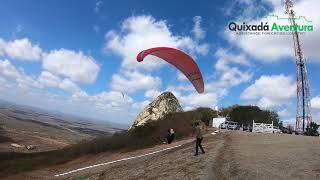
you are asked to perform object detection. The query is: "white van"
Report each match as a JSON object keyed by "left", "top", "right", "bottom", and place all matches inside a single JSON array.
[
  {"left": 227, "top": 122, "right": 239, "bottom": 130},
  {"left": 220, "top": 121, "right": 239, "bottom": 130}
]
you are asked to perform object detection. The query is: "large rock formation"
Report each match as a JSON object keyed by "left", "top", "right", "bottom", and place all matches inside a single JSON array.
[{"left": 130, "top": 92, "right": 183, "bottom": 129}]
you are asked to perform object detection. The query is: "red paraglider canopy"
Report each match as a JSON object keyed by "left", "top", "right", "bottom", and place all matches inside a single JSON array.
[{"left": 137, "top": 47, "right": 204, "bottom": 93}]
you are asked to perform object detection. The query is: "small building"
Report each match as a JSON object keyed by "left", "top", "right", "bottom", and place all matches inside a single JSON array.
[{"left": 211, "top": 117, "right": 227, "bottom": 128}]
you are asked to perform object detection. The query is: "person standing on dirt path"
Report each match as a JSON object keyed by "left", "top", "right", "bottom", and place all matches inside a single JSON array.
[
  {"left": 194, "top": 122, "right": 205, "bottom": 156},
  {"left": 170, "top": 128, "right": 175, "bottom": 143},
  {"left": 166, "top": 129, "right": 172, "bottom": 144}
]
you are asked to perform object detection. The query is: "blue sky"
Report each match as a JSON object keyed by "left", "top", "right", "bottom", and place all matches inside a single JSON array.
[{"left": 0, "top": 0, "right": 320, "bottom": 126}]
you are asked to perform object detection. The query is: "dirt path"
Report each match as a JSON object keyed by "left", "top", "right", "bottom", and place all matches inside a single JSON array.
[
  {"left": 4, "top": 131, "right": 320, "bottom": 180},
  {"left": 4, "top": 131, "right": 224, "bottom": 180},
  {"left": 212, "top": 131, "right": 320, "bottom": 180}
]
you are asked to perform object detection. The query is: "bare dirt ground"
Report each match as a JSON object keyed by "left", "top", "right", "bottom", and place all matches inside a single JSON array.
[
  {"left": 214, "top": 131, "right": 320, "bottom": 180},
  {"left": 4, "top": 130, "right": 320, "bottom": 180},
  {"left": 0, "top": 127, "right": 69, "bottom": 153},
  {"left": 0, "top": 103, "right": 120, "bottom": 153}
]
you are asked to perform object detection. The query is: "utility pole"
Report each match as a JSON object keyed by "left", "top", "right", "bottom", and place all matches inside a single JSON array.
[{"left": 285, "top": 0, "right": 312, "bottom": 133}]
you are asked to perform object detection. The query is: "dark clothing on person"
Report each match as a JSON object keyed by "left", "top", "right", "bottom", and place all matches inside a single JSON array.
[
  {"left": 166, "top": 132, "right": 172, "bottom": 144},
  {"left": 170, "top": 133, "right": 175, "bottom": 143},
  {"left": 166, "top": 129, "right": 175, "bottom": 144},
  {"left": 195, "top": 137, "right": 205, "bottom": 155},
  {"left": 195, "top": 125, "right": 205, "bottom": 155}
]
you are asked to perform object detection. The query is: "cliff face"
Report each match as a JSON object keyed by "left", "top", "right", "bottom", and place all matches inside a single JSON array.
[{"left": 130, "top": 92, "right": 183, "bottom": 129}]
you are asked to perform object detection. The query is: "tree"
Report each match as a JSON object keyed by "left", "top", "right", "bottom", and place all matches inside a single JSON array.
[
  {"left": 195, "top": 107, "right": 218, "bottom": 126},
  {"left": 307, "top": 122, "right": 319, "bottom": 136},
  {"left": 219, "top": 105, "right": 239, "bottom": 117},
  {"left": 279, "top": 121, "right": 284, "bottom": 129},
  {"left": 227, "top": 105, "right": 279, "bottom": 126}
]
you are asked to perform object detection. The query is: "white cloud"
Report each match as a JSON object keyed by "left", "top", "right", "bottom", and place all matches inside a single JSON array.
[
  {"left": 0, "top": 85, "right": 134, "bottom": 124},
  {"left": 179, "top": 92, "right": 219, "bottom": 110},
  {"left": 164, "top": 85, "right": 219, "bottom": 111},
  {"left": 137, "top": 91, "right": 217, "bottom": 113},
  {"left": 276, "top": 106, "right": 300, "bottom": 126},
  {"left": 278, "top": 108, "right": 292, "bottom": 118},
  {"left": 225, "top": 0, "right": 320, "bottom": 63},
  {"left": 215, "top": 48, "right": 251, "bottom": 67},
  {"left": 207, "top": 48, "right": 252, "bottom": 93},
  {"left": 38, "top": 71, "right": 85, "bottom": 94},
  {"left": 265, "top": 0, "right": 282, "bottom": 7},
  {"left": 0, "top": 61, "right": 135, "bottom": 124},
  {"left": 104, "top": 15, "right": 209, "bottom": 71},
  {"left": 88, "top": 91, "right": 133, "bottom": 110},
  {"left": 163, "top": 48, "right": 252, "bottom": 111},
  {"left": 177, "top": 72, "right": 188, "bottom": 82},
  {"left": 0, "top": 74, "right": 13, "bottom": 90},
  {"left": 0, "top": 38, "right": 42, "bottom": 61},
  {"left": 111, "top": 70, "right": 161, "bottom": 93},
  {"left": 241, "top": 74, "right": 296, "bottom": 109},
  {"left": 310, "top": 96, "right": 320, "bottom": 123},
  {"left": 38, "top": 71, "right": 61, "bottom": 87},
  {"left": 0, "top": 59, "right": 20, "bottom": 78},
  {"left": 0, "top": 76, "right": 6, "bottom": 84},
  {"left": 0, "top": 59, "right": 41, "bottom": 89},
  {"left": 43, "top": 49, "right": 100, "bottom": 84},
  {"left": 0, "top": 38, "right": 136, "bottom": 124},
  {"left": 0, "top": 60, "right": 84, "bottom": 96},
  {"left": 132, "top": 100, "right": 151, "bottom": 112},
  {"left": 311, "top": 96, "right": 320, "bottom": 109},
  {"left": 104, "top": 14, "right": 211, "bottom": 107},
  {"left": 0, "top": 59, "right": 81, "bottom": 94},
  {"left": 192, "top": 16, "right": 205, "bottom": 40},
  {"left": 58, "top": 79, "right": 81, "bottom": 93},
  {"left": 16, "top": 74, "right": 41, "bottom": 89},
  {"left": 144, "top": 89, "right": 162, "bottom": 100},
  {"left": 223, "top": 0, "right": 268, "bottom": 20}
]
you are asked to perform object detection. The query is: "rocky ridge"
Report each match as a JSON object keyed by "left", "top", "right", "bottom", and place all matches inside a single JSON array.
[{"left": 130, "top": 92, "right": 183, "bottom": 129}]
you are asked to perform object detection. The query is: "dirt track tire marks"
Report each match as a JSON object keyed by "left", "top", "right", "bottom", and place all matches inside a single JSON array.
[
  {"left": 93, "top": 135, "right": 222, "bottom": 180},
  {"left": 95, "top": 142, "right": 192, "bottom": 180}
]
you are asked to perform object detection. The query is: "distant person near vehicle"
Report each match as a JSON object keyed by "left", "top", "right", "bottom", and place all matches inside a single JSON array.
[
  {"left": 194, "top": 122, "right": 205, "bottom": 156},
  {"left": 170, "top": 128, "right": 175, "bottom": 142},
  {"left": 165, "top": 130, "right": 171, "bottom": 144},
  {"left": 165, "top": 129, "right": 175, "bottom": 144}
]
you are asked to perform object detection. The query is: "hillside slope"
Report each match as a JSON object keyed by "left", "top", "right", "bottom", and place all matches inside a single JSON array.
[
  {"left": 5, "top": 131, "right": 320, "bottom": 180},
  {"left": 0, "top": 101, "right": 122, "bottom": 153}
]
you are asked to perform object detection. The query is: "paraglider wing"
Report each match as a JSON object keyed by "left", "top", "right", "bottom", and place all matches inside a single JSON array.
[{"left": 137, "top": 47, "right": 204, "bottom": 93}]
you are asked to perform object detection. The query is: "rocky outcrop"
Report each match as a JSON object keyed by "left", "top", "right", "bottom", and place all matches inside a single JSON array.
[{"left": 130, "top": 92, "right": 183, "bottom": 129}]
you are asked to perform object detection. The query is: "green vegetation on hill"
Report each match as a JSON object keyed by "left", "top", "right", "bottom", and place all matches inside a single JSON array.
[{"left": 220, "top": 105, "right": 280, "bottom": 126}]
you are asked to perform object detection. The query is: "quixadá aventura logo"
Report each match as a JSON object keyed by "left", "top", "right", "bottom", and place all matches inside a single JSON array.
[{"left": 228, "top": 14, "right": 314, "bottom": 36}]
